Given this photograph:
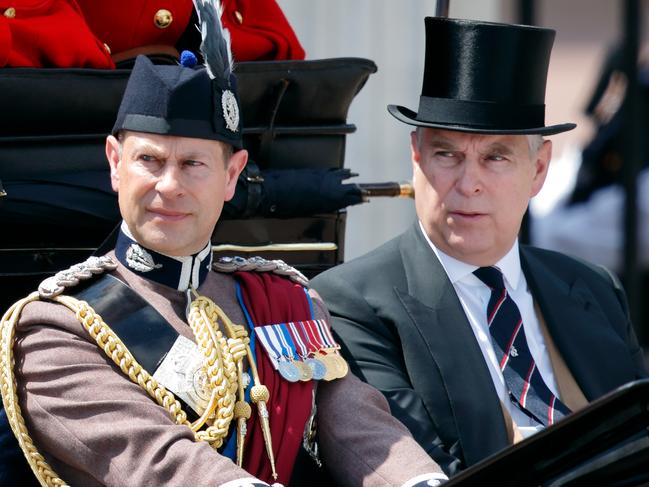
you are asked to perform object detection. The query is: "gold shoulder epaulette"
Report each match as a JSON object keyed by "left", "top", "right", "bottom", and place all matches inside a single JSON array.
[{"left": 213, "top": 256, "right": 309, "bottom": 287}]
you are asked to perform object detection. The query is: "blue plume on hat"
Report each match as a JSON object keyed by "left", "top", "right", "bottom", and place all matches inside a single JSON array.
[{"left": 193, "top": 0, "right": 233, "bottom": 83}]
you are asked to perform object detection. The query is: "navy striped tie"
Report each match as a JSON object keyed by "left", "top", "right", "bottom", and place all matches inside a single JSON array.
[{"left": 473, "top": 266, "right": 571, "bottom": 426}]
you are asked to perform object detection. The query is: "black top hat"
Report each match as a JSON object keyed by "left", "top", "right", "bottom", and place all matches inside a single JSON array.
[
  {"left": 388, "top": 17, "right": 576, "bottom": 135},
  {"left": 112, "top": 55, "right": 243, "bottom": 148}
]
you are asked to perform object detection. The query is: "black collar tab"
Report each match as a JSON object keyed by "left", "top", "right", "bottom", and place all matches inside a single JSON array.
[{"left": 115, "top": 223, "right": 212, "bottom": 291}]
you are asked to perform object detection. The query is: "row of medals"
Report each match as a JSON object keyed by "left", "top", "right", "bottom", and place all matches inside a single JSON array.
[{"left": 277, "top": 349, "right": 348, "bottom": 382}]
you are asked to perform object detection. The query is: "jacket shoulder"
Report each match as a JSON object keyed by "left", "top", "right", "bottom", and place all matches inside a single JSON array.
[
  {"left": 212, "top": 255, "right": 309, "bottom": 287},
  {"left": 522, "top": 245, "right": 622, "bottom": 289}
]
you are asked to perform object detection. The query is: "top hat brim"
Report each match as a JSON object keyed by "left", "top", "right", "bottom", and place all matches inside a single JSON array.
[{"left": 388, "top": 104, "right": 576, "bottom": 136}]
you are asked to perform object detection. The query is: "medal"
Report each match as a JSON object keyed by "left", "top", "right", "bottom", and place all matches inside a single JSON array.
[
  {"left": 277, "top": 324, "right": 311, "bottom": 382},
  {"left": 300, "top": 319, "right": 349, "bottom": 380},
  {"left": 287, "top": 321, "right": 323, "bottom": 381},
  {"left": 257, "top": 323, "right": 313, "bottom": 383},
  {"left": 314, "top": 319, "right": 349, "bottom": 379},
  {"left": 318, "top": 352, "right": 341, "bottom": 381},
  {"left": 296, "top": 360, "right": 313, "bottom": 381},
  {"left": 304, "top": 357, "right": 327, "bottom": 381},
  {"left": 335, "top": 355, "right": 349, "bottom": 377},
  {"left": 295, "top": 320, "right": 331, "bottom": 380},
  {"left": 317, "top": 350, "right": 348, "bottom": 380},
  {"left": 278, "top": 360, "right": 300, "bottom": 382}
]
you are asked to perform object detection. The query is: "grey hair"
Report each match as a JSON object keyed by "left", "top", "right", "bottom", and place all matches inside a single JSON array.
[
  {"left": 414, "top": 128, "right": 545, "bottom": 157},
  {"left": 115, "top": 131, "right": 125, "bottom": 159},
  {"left": 527, "top": 134, "right": 544, "bottom": 155}
]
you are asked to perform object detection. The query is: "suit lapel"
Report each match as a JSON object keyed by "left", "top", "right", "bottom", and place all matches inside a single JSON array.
[
  {"left": 394, "top": 224, "right": 510, "bottom": 466},
  {"left": 521, "top": 247, "right": 635, "bottom": 399}
]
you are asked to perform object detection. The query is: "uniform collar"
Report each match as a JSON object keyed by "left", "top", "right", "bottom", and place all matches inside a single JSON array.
[
  {"left": 115, "top": 222, "right": 212, "bottom": 291},
  {"left": 418, "top": 220, "right": 522, "bottom": 290}
]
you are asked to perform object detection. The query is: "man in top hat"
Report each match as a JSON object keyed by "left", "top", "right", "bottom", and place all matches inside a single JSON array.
[
  {"left": 312, "top": 17, "right": 648, "bottom": 477},
  {"left": 1, "top": 4, "right": 448, "bottom": 487}
]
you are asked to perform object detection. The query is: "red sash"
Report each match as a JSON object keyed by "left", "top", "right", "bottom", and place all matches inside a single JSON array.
[{"left": 235, "top": 271, "right": 314, "bottom": 484}]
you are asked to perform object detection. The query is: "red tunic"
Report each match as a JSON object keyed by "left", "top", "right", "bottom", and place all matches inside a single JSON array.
[{"left": 0, "top": 0, "right": 114, "bottom": 68}]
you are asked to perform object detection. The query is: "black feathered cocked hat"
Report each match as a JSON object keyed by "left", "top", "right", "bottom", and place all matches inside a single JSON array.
[
  {"left": 112, "top": 0, "right": 243, "bottom": 148},
  {"left": 388, "top": 17, "right": 576, "bottom": 135}
]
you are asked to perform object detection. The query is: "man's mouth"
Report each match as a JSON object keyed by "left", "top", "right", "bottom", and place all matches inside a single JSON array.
[
  {"left": 449, "top": 210, "right": 486, "bottom": 220},
  {"left": 147, "top": 208, "right": 190, "bottom": 221}
]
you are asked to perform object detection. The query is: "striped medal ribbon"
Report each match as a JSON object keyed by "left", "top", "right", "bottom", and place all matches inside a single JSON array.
[
  {"left": 277, "top": 324, "right": 312, "bottom": 382},
  {"left": 288, "top": 322, "right": 327, "bottom": 380},
  {"left": 314, "top": 319, "right": 349, "bottom": 379},
  {"left": 256, "top": 324, "right": 300, "bottom": 382},
  {"left": 301, "top": 320, "right": 347, "bottom": 380}
]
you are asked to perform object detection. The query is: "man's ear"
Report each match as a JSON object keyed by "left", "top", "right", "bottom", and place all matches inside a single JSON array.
[
  {"left": 530, "top": 139, "right": 552, "bottom": 197},
  {"left": 410, "top": 130, "right": 421, "bottom": 184},
  {"left": 224, "top": 149, "right": 248, "bottom": 202},
  {"left": 410, "top": 130, "right": 421, "bottom": 164},
  {"left": 106, "top": 135, "right": 122, "bottom": 193}
]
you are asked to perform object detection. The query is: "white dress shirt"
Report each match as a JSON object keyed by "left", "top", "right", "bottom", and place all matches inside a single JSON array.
[{"left": 418, "top": 222, "right": 559, "bottom": 437}]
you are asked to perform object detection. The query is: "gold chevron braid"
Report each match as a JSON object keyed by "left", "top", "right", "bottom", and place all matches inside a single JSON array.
[{"left": 0, "top": 293, "right": 69, "bottom": 487}]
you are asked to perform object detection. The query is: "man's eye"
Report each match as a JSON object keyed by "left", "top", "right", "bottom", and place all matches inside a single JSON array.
[
  {"left": 487, "top": 154, "right": 507, "bottom": 162},
  {"left": 139, "top": 154, "right": 156, "bottom": 162},
  {"left": 436, "top": 151, "right": 456, "bottom": 158},
  {"left": 184, "top": 160, "right": 204, "bottom": 167}
]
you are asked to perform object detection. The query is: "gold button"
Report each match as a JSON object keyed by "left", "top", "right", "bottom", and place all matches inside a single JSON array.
[
  {"left": 234, "top": 10, "right": 243, "bottom": 24},
  {"left": 103, "top": 43, "right": 111, "bottom": 54},
  {"left": 4, "top": 7, "right": 16, "bottom": 18},
  {"left": 154, "top": 9, "right": 173, "bottom": 29}
]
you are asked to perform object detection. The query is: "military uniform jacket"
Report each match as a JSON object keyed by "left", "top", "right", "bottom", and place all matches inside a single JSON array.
[
  {"left": 14, "top": 252, "right": 441, "bottom": 486},
  {"left": 311, "top": 222, "right": 648, "bottom": 476}
]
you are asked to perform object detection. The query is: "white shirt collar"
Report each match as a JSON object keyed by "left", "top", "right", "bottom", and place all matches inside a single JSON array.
[{"left": 417, "top": 220, "right": 522, "bottom": 290}]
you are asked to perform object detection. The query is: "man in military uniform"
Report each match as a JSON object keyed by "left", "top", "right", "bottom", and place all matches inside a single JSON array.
[{"left": 0, "top": 6, "right": 446, "bottom": 487}]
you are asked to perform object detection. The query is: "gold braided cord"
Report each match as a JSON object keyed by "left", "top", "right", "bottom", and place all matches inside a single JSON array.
[
  {"left": 0, "top": 289, "right": 275, "bottom": 484},
  {"left": 60, "top": 296, "right": 191, "bottom": 424},
  {"left": 197, "top": 297, "right": 278, "bottom": 480},
  {"left": 186, "top": 295, "right": 245, "bottom": 447},
  {"left": 0, "top": 293, "right": 69, "bottom": 487},
  {"left": 186, "top": 292, "right": 277, "bottom": 479}
]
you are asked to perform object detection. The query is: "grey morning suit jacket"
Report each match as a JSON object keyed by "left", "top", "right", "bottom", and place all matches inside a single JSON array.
[{"left": 312, "top": 222, "right": 648, "bottom": 477}]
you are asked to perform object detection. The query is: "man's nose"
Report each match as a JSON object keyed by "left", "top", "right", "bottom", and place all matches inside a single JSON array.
[
  {"left": 455, "top": 159, "right": 483, "bottom": 196},
  {"left": 155, "top": 163, "right": 184, "bottom": 195}
]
